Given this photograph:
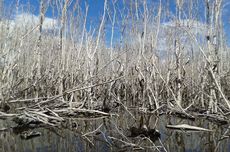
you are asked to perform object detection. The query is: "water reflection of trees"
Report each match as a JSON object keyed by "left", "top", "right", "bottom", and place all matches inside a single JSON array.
[{"left": 0, "top": 114, "right": 229, "bottom": 152}]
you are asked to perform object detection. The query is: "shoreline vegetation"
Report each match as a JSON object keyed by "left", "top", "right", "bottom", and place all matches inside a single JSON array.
[{"left": 0, "top": 0, "right": 230, "bottom": 151}]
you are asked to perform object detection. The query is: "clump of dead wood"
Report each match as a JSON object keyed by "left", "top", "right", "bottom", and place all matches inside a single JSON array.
[{"left": 0, "top": 0, "right": 230, "bottom": 139}]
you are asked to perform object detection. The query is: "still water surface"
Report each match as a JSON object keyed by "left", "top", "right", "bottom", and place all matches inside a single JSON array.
[{"left": 0, "top": 112, "right": 229, "bottom": 152}]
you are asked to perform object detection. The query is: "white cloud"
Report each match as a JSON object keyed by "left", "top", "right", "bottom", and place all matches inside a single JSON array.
[
  {"left": 162, "top": 19, "right": 208, "bottom": 35},
  {"left": 14, "top": 13, "right": 58, "bottom": 30},
  {"left": 0, "top": 13, "right": 58, "bottom": 32}
]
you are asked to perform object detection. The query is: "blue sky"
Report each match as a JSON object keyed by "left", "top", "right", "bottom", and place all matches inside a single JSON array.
[{"left": 3, "top": 0, "right": 230, "bottom": 45}]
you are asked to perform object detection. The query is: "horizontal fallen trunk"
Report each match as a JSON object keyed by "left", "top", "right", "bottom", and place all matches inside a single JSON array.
[
  {"left": 0, "top": 111, "right": 18, "bottom": 119},
  {"left": 53, "top": 108, "right": 111, "bottom": 116},
  {"left": 166, "top": 124, "right": 212, "bottom": 132},
  {"left": 196, "top": 113, "right": 228, "bottom": 125},
  {"left": 20, "top": 131, "right": 41, "bottom": 140}
]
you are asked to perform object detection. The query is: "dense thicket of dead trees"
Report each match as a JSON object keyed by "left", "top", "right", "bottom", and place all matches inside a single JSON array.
[{"left": 0, "top": 0, "right": 230, "bottom": 116}]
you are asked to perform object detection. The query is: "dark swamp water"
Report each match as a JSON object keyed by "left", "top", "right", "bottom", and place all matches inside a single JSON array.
[{"left": 0, "top": 111, "right": 230, "bottom": 152}]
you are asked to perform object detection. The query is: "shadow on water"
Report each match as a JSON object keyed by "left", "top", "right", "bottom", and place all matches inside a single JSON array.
[{"left": 0, "top": 111, "right": 230, "bottom": 152}]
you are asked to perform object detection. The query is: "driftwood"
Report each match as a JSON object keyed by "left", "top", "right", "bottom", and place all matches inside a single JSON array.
[
  {"left": 0, "top": 111, "right": 18, "bottom": 119},
  {"left": 174, "top": 111, "right": 195, "bottom": 120},
  {"left": 53, "top": 108, "right": 112, "bottom": 117},
  {"left": 0, "top": 127, "right": 8, "bottom": 131},
  {"left": 20, "top": 131, "right": 41, "bottom": 140},
  {"left": 196, "top": 113, "right": 228, "bottom": 125},
  {"left": 166, "top": 124, "right": 213, "bottom": 132}
]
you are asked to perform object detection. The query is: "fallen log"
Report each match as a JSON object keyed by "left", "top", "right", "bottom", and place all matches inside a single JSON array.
[
  {"left": 53, "top": 108, "right": 111, "bottom": 117},
  {"left": 20, "top": 131, "right": 41, "bottom": 140},
  {"left": 166, "top": 124, "right": 212, "bottom": 132},
  {"left": 0, "top": 111, "right": 18, "bottom": 119},
  {"left": 196, "top": 113, "right": 228, "bottom": 125}
]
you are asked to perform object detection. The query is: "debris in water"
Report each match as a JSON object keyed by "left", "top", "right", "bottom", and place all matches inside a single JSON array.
[
  {"left": 128, "top": 125, "right": 160, "bottom": 142},
  {"left": 20, "top": 131, "right": 41, "bottom": 140},
  {"left": 166, "top": 124, "right": 213, "bottom": 132}
]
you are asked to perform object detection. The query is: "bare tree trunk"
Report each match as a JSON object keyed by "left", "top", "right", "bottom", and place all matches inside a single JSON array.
[
  {"left": 58, "top": 0, "right": 68, "bottom": 100},
  {"left": 206, "top": 0, "right": 215, "bottom": 113},
  {"left": 0, "top": 0, "right": 3, "bottom": 102},
  {"left": 206, "top": 0, "right": 226, "bottom": 113},
  {"left": 175, "top": 0, "right": 184, "bottom": 107},
  {"left": 33, "top": 0, "right": 45, "bottom": 101}
]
